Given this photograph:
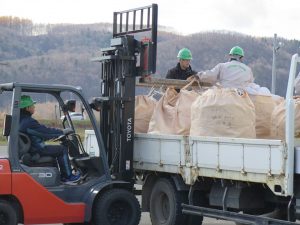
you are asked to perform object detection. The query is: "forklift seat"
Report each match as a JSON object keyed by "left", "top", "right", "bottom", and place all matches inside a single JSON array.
[
  {"left": 19, "top": 132, "right": 56, "bottom": 167},
  {"left": 18, "top": 133, "right": 61, "bottom": 187}
]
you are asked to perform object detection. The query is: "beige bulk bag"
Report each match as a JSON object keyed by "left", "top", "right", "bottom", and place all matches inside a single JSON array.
[
  {"left": 148, "top": 87, "right": 200, "bottom": 135},
  {"left": 249, "top": 95, "right": 276, "bottom": 139},
  {"left": 134, "top": 95, "right": 157, "bottom": 133},
  {"left": 271, "top": 98, "right": 300, "bottom": 139},
  {"left": 190, "top": 88, "right": 256, "bottom": 138},
  {"left": 272, "top": 95, "right": 284, "bottom": 106}
]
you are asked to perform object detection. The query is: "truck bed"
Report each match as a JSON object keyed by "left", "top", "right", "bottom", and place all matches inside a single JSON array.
[
  {"left": 133, "top": 133, "right": 289, "bottom": 196},
  {"left": 84, "top": 130, "right": 297, "bottom": 197}
]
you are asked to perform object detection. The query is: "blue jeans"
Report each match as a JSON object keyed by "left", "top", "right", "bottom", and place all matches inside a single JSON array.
[{"left": 39, "top": 145, "right": 72, "bottom": 178}]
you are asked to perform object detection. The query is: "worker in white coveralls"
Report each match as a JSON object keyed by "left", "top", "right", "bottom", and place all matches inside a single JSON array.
[{"left": 190, "top": 46, "right": 254, "bottom": 88}]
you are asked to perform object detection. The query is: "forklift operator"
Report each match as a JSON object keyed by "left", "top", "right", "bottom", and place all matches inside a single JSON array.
[{"left": 19, "top": 95, "right": 81, "bottom": 185}]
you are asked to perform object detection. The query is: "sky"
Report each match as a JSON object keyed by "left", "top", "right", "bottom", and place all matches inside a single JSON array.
[{"left": 1, "top": 0, "right": 300, "bottom": 40}]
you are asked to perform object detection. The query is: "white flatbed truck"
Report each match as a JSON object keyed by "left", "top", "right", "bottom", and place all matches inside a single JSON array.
[{"left": 85, "top": 54, "right": 300, "bottom": 225}]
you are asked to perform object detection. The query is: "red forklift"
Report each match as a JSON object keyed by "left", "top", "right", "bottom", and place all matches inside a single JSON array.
[{"left": 0, "top": 4, "right": 158, "bottom": 225}]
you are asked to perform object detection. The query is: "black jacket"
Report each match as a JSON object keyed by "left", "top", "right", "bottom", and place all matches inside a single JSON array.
[{"left": 166, "top": 63, "right": 197, "bottom": 80}]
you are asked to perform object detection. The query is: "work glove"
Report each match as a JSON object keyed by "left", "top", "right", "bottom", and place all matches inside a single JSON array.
[
  {"left": 187, "top": 75, "right": 196, "bottom": 82},
  {"left": 63, "top": 128, "right": 74, "bottom": 135},
  {"left": 187, "top": 73, "right": 201, "bottom": 82}
]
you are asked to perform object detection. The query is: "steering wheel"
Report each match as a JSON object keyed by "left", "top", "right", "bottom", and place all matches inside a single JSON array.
[
  {"left": 53, "top": 128, "right": 75, "bottom": 142},
  {"left": 52, "top": 134, "right": 67, "bottom": 142}
]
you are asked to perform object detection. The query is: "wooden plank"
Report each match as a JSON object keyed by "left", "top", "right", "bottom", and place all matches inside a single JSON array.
[{"left": 137, "top": 77, "right": 211, "bottom": 88}]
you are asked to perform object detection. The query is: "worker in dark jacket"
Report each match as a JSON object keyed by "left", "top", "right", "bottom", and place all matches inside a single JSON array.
[
  {"left": 166, "top": 48, "right": 197, "bottom": 80},
  {"left": 19, "top": 95, "right": 81, "bottom": 185}
]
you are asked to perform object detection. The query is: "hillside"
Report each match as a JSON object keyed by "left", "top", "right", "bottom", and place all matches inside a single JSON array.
[{"left": 1, "top": 18, "right": 300, "bottom": 108}]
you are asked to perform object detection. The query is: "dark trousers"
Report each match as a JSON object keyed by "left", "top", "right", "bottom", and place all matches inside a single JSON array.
[{"left": 39, "top": 145, "right": 72, "bottom": 178}]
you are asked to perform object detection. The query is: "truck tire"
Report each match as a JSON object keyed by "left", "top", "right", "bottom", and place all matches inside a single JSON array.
[
  {"left": 93, "top": 188, "right": 141, "bottom": 225},
  {"left": 149, "top": 178, "right": 202, "bottom": 225},
  {"left": 0, "top": 200, "right": 17, "bottom": 225}
]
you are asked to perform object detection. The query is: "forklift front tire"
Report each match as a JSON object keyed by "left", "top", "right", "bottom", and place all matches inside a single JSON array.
[
  {"left": 0, "top": 199, "right": 18, "bottom": 225},
  {"left": 93, "top": 188, "right": 141, "bottom": 225}
]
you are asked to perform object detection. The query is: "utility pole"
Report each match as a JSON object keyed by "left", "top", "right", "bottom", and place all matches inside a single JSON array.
[
  {"left": 271, "top": 34, "right": 283, "bottom": 94},
  {"left": 271, "top": 33, "right": 278, "bottom": 94}
]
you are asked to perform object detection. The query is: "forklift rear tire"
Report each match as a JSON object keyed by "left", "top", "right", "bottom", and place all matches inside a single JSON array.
[
  {"left": 0, "top": 200, "right": 17, "bottom": 225},
  {"left": 93, "top": 188, "right": 141, "bottom": 225}
]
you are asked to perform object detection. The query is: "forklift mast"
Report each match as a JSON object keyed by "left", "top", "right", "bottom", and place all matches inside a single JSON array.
[{"left": 94, "top": 4, "right": 158, "bottom": 182}]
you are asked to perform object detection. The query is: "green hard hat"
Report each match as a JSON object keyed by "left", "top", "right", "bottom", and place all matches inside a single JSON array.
[
  {"left": 177, "top": 48, "right": 192, "bottom": 60},
  {"left": 20, "top": 95, "right": 36, "bottom": 109},
  {"left": 229, "top": 46, "right": 244, "bottom": 57}
]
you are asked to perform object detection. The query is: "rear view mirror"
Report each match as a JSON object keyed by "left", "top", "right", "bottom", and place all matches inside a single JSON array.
[
  {"left": 63, "top": 100, "right": 76, "bottom": 112},
  {"left": 89, "top": 97, "right": 102, "bottom": 112},
  {"left": 3, "top": 114, "right": 12, "bottom": 136}
]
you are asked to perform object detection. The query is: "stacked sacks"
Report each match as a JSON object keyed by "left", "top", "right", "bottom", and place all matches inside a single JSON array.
[
  {"left": 271, "top": 98, "right": 300, "bottom": 139},
  {"left": 272, "top": 95, "right": 284, "bottom": 106},
  {"left": 249, "top": 95, "right": 276, "bottom": 139},
  {"left": 190, "top": 88, "right": 256, "bottom": 138},
  {"left": 245, "top": 84, "right": 276, "bottom": 139},
  {"left": 148, "top": 88, "right": 200, "bottom": 135},
  {"left": 245, "top": 83, "right": 286, "bottom": 139},
  {"left": 134, "top": 95, "right": 157, "bottom": 133}
]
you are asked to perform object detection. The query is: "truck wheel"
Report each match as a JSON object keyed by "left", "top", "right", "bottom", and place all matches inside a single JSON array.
[
  {"left": 93, "top": 188, "right": 141, "bottom": 225},
  {"left": 150, "top": 178, "right": 202, "bottom": 225},
  {"left": 0, "top": 200, "right": 17, "bottom": 225}
]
